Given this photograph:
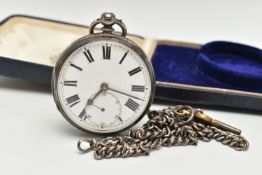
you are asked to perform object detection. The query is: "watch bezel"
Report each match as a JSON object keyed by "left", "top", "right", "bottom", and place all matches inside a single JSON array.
[{"left": 51, "top": 33, "right": 156, "bottom": 135}]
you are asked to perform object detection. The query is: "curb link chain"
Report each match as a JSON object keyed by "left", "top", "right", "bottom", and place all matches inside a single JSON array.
[{"left": 77, "top": 105, "right": 249, "bottom": 160}]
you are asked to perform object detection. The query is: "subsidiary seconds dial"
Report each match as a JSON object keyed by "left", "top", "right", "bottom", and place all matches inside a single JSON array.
[{"left": 53, "top": 39, "right": 154, "bottom": 134}]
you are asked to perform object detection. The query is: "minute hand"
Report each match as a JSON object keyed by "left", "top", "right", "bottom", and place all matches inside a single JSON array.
[{"left": 108, "top": 87, "right": 144, "bottom": 101}]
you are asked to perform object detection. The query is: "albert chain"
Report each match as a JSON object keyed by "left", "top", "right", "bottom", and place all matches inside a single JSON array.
[{"left": 77, "top": 105, "right": 249, "bottom": 160}]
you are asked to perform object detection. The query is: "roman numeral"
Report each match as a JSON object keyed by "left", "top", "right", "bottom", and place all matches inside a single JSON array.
[
  {"left": 125, "top": 98, "right": 139, "bottom": 111},
  {"left": 78, "top": 109, "right": 86, "bottom": 119},
  {"left": 100, "top": 122, "right": 105, "bottom": 129},
  {"left": 70, "top": 63, "right": 82, "bottom": 71},
  {"left": 66, "top": 94, "right": 80, "bottom": 107},
  {"left": 118, "top": 117, "right": 123, "bottom": 123},
  {"left": 119, "top": 51, "right": 128, "bottom": 64},
  {"left": 63, "top": 80, "right": 77, "bottom": 87},
  {"left": 83, "top": 49, "right": 94, "bottom": 63},
  {"left": 128, "top": 67, "right": 141, "bottom": 76},
  {"left": 132, "top": 85, "right": 145, "bottom": 92},
  {"left": 103, "top": 45, "right": 111, "bottom": 60}
]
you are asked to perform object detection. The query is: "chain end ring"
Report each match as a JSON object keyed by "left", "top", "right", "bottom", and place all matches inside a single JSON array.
[{"left": 77, "top": 138, "right": 93, "bottom": 153}]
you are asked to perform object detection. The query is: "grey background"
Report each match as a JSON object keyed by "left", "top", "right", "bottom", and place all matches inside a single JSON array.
[{"left": 0, "top": 0, "right": 261, "bottom": 175}]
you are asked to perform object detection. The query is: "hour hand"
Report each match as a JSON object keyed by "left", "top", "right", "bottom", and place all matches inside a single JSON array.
[
  {"left": 86, "top": 83, "right": 109, "bottom": 107},
  {"left": 86, "top": 90, "right": 102, "bottom": 106}
]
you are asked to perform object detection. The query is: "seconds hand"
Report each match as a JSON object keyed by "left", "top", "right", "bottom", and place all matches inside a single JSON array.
[{"left": 93, "top": 104, "right": 105, "bottom": 112}]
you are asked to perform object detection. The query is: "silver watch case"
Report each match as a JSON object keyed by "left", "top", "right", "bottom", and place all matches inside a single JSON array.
[{"left": 51, "top": 33, "right": 156, "bottom": 135}]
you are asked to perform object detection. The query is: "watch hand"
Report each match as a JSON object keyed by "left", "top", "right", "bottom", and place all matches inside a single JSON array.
[
  {"left": 86, "top": 90, "right": 102, "bottom": 106},
  {"left": 108, "top": 87, "right": 144, "bottom": 101},
  {"left": 86, "top": 83, "right": 109, "bottom": 107},
  {"left": 93, "top": 104, "right": 105, "bottom": 112}
]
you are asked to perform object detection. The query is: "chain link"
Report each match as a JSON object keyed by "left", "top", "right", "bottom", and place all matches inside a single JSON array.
[{"left": 77, "top": 105, "right": 249, "bottom": 159}]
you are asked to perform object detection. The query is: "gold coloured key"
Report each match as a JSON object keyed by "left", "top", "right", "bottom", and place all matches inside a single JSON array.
[{"left": 194, "top": 110, "right": 241, "bottom": 135}]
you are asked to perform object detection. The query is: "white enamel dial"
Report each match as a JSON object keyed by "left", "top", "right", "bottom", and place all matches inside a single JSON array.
[{"left": 55, "top": 40, "right": 153, "bottom": 133}]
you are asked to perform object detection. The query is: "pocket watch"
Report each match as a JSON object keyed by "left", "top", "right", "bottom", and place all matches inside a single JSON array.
[{"left": 52, "top": 13, "right": 155, "bottom": 134}]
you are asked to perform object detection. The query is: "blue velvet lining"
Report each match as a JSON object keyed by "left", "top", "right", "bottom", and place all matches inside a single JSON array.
[{"left": 151, "top": 41, "right": 262, "bottom": 93}]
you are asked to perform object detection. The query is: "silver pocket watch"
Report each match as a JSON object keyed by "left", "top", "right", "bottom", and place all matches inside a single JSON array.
[
  {"left": 52, "top": 12, "right": 156, "bottom": 134},
  {"left": 52, "top": 13, "right": 249, "bottom": 159}
]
